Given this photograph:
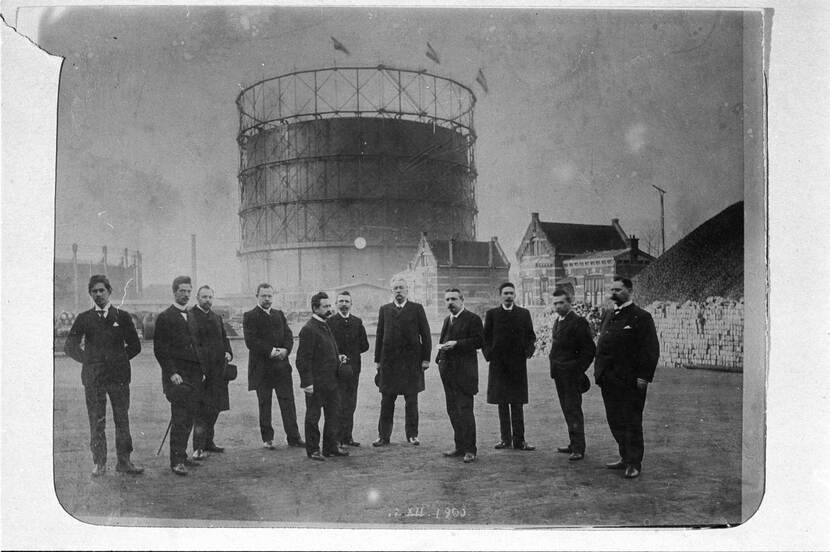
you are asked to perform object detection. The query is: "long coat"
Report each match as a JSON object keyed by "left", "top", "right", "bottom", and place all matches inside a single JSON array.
[
  {"left": 295, "top": 317, "right": 340, "bottom": 392},
  {"left": 327, "top": 313, "right": 370, "bottom": 373},
  {"left": 189, "top": 306, "right": 233, "bottom": 412},
  {"left": 548, "top": 310, "right": 596, "bottom": 377},
  {"left": 436, "top": 309, "right": 484, "bottom": 396},
  {"left": 594, "top": 304, "right": 660, "bottom": 387},
  {"left": 374, "top": 301, "right": 432, "bottom": 395},
  {"left": 154, "top": 305, "right": 203, "bottom": 396},
  {"left": 483, "top": 305, "right": 536, "bottom": 404},
  {"left": 64, "top": 305, "right": 141, "bottom": 387},
  {"left": 242, "top": 306, "right": 294, "bottom": 395}
]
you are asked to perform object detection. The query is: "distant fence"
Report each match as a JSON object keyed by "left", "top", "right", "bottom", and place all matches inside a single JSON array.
[{"left": 531, "top": 297, "right": 743, "bottom": 372}]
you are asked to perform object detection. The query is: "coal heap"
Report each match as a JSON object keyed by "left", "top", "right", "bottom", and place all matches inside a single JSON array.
[{"left": 635, "top": 202, "right": 744, "bottom": 305}]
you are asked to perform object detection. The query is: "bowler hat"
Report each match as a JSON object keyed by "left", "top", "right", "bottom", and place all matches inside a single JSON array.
[
  {"left": 223, "top": 363, "right": 238, "bottom": 382},
  {"left": 578, "top": 373, "right": 591, "bottom": 394}
]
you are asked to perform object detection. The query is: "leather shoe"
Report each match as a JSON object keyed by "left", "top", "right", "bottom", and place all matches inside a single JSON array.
[
  {"left": 91, "top": 464, "right": 106, "bottom": 477},
  {"left": 308, "top": 451, "right": 326, "bottom": 461},
  {"left": 463, "top": 453, "right": 476, "bottom": 463},
  {"left": 288, "top": 439, "right": 306, "bottom": 448},
  {"left": 442, "top": 449, "right": 464, "bottom": 457},
  {"left": 514, "top": 441, "right": 536, "bottom": 451},
  {"left": 568, "top": 452, "right": 584, "bottom": 461},
  {"left": 494, "top": 441, "right": 510, "bottom": 449},
  {"left": 605, "top": 459, "right": 626, "bottom": 470},
  {"left": 624, "top": 465, "right": 641, "bottom": 478},
  {"left": 192, "top": 449, "right": 209, "bottom": 460},
  {"left": 263, "top": 440, "right": 276, "bottom": 450},
  {"left": 323, "top": 447, "right": 350, "bottom": 457},
  {"left": 372, "top": 437, "right": 390, "bottom": 447},
  {"left": 171, "top": 463, "right": 188, "bottom": 476},
  {"left": 407, "top": 436, "right": 420, "bottom": 446},
  {"left": 183, "top": 458, "right": 201, "bottom": 467},
  {"left": 343, "top": 440, "right": 361, "bottom": 447},
  {"left": 205, "top": 443, "right": 225, "bottom": 453},
  {"left": 115, "top": 461, "right": 145, "bottom": 474},
  {"left": 557, "top": 445, "right": 572, "bottom": 454}
]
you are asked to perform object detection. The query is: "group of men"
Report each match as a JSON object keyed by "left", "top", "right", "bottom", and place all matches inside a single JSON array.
[{"left": 64, "top": 272, "right": 659, "bottom": 480}]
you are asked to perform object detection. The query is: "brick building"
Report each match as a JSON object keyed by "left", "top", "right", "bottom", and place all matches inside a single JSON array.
[
  {"left": 562, "top": 237, "right": 655, "bottom": 305},
  {"left": 395, "top": 233, "right": 510, "bottom": 318},
  {"left": 515, "top": 212, "right": 630, "bottom": 306}
]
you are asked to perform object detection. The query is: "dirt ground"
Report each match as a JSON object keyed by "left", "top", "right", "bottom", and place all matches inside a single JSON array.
[{"left": 53, "top": 338, "right": 743, "bottom": 527}]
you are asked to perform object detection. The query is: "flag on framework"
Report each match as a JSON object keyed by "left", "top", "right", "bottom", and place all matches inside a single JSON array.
[
  {"left": 475, "top": 68, "right": 489, "bottom": 94},
  {"left": 331, "top": 36, "right": 350, "bottom": 55},
  {"left": 426, "top": 42, "right": 440, "bottom": 64}
]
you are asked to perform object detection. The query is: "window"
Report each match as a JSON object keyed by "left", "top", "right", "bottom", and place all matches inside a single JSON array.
[{"left": 585, "top": 275, "right": 604, "bottom": 306}]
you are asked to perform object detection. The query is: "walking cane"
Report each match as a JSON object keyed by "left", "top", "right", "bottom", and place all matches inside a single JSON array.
[{"left": 156, "top": 419, "right": 172, "bottom": 456}]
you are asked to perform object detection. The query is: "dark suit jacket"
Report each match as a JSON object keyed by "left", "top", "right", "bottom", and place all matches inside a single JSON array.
[
  {"left": 64, "top": 305, "right": 141, "bottom": 387},
  {"left": 154, "top": 305, "right": 202, "bottom": 394},
  {"left": 594, "top": 304, "right": 660, "bottom": 388},
  {"left": 374, "top": 301, "right": 432, "bottom": 395},
  {"left": 296, "top": 317, "right": 340, "bottom": 392},
  {"left": 243, "top": 306, "right": 294, "bottom": 392},
  {"left": 327, "top": 313, "right": 370, "bottom": 372},
  {"left": 548, "top": 310, "right": 596, "bottom": 378},
  {"left": 436, "top": 309, "right": 484, "bottom": 396},
  {"left": 483, "top": 305, "right": 536, "bottom": 404},
  {"left": 189, "top": 306, "right": 233, "bottom": 411}
]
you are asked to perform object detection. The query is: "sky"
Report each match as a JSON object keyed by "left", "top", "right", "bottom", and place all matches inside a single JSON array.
[{"left": 32, "top": 6, "right": 749, "bottom": 293}]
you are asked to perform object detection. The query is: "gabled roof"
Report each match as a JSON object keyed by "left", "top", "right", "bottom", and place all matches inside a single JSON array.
[
  {"left": 538, "top": 222, "right": 627, "bottom": 254},
  {"left": 425, "top": 239, "right": 510, "bottom": 269}
]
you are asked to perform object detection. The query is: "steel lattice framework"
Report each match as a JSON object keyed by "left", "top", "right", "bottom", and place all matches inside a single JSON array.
[{"left": 235, "top": 66, "right": 478, "bottom": 292}]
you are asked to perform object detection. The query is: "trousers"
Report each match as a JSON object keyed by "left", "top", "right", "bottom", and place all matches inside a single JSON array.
[
  {"left": 442, "top": 380, "right": 476, "bottom": 454},
  {"left": 378, "top": 392, "right": 419, "bottom": 440},
  {"left": 553, "top": 370, "right": 586, "bottom": 453},
  {"left": 497, "top": 403, "right": 526, "bottom": 445},
  {"left": 84, "top": 382, "right": 133, "bottom": 465},
  {"left": 256, "top": 384, "right": 301, "bottom": 443},
  {"left": 337, "top": 370, "right": 360, "bottom": 443},
  {"left": 600, "top": 382, "right": 648, "bottom": 467}
]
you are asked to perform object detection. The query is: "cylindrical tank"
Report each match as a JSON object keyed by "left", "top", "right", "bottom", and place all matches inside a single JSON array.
[{"left": 235, "top": 66, "right": 477, "bottom": 299}]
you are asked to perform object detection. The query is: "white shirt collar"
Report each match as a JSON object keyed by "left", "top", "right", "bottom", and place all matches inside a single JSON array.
[
  {"left": 258, "top": 304, "right": 271, "bottom": 314},
  {"left": 557, "top": 311, "right": 570, "bottom": 321},
  {"left": 95, "top": 303, "right": 111, "bottom": 313},
  {"left": 338, "top": 311, "right": 351, "bottom": 319},
  {"left": 394, "top": 300, "right": 408, "bottom": 308},
  {"left": 501, "top": 304, "right": 514, "bottom": 311},
  {"left": 451, "top": 307, "right": 465, "bottom": 319},
  {"left": 173, "top": 303, "right": 188, "bottom": 312},
  {"left": 615, "top": 301, "right": 633, "bottom": 311},
  {"left": 196, "top": 305, "right": 211, "bottom": 314},
  {"left": 312, "top": 314, "right": 327, "bottom": 323}
]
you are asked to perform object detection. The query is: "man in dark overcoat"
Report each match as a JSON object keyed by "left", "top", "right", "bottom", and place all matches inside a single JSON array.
[
  {"left": 548, "top": 289, "right": 596, "bottom": 461},
  {"left": 327, "top": 291, "right": 370, "bottom": 447},
  {"left": 372, "top": 278, "right": 432, "bottom": 446},
  {"left": 296, "top": 292, "right": 349, "bottom": 460},
  {"left": 64, "top": 274, "right": 143, "bottom": 476},
  {"left": 243, "top": 283, "right": 304, "bottom": 449},
  {"left": 437, "top": 288, "right": 484, "bottom": 464},
  {"left": 594, "top": 277, "right": 660, "bottom": 479},
  {"left": 189, "top": 285, "right": 233, "bottom": 459},
  {"left": 483, "top": 282, "right": 537, "bottom": 451},
  {"left": 154, "top": 275, "right": 204, "bottom": 476}
]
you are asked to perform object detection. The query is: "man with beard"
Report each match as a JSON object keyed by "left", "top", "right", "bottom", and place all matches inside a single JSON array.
[
  {"left": 189, "top": 285, "right": 233, "bottom": 460},
  {"left": 327, "top": 291, "right": 370, "bottom": 448},
  {"left": 296, "top": 292, "right": 349, "bottom": 461},
  {"left": 483, "top": 282, "right": 537, "bottom": 451},
  {"left": 243, "top": 283, "right": 305, "bottom": 450},
  {"left": 548, "top": 289, "right": 595, "bottom": 461},
  {"left": 372, "top": 278, "right": 432, "bottom": 447},
  {"left": 436, "top": 289, "right": 484, "bottom": 464},
  {"left": 64, "top": 274, "right": 143, "bottom": 476},
  {"left": 154, "top": 275, "right": 203, "bottom": 476},
  {"left": 594, "top": 277, "right": 660, "bottom": 479}
]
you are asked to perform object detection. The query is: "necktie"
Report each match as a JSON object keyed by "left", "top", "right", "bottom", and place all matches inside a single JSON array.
[
  {"left": 553, "top": 318, "right": 559, "bottom": 333},
  {"left": 97, "top": 310, "right": 105, "bottom": 319},
  {"left": 450, "top": 316, "right": 456, "bottom": 326}
]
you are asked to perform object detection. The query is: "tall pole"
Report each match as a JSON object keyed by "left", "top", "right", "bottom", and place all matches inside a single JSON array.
[
  {"left": 191, "top": 234, "right": 198, "bottom": 285},
  {"left": 72, "top": 243, "right": 79, "bottom": 312},
  {"left": 651, "top": 184, "right": 667, "bottom": 255}
]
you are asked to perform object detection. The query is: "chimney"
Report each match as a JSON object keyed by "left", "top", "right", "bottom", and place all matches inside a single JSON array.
[
  {"left": 628, "top": 234, "right": 639, "bottom": 258},
  {"left": 448, "top": 238, "right": 455, "bottom": 266},
  {"left": 611, "top": 218, "right": 627, "bottom": 242},
  {"left": 531, "top": 212, "right": 540, "bottom": 230},
  {"left": 488, "top": 236, "right": 496, "bottom": 268}
]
